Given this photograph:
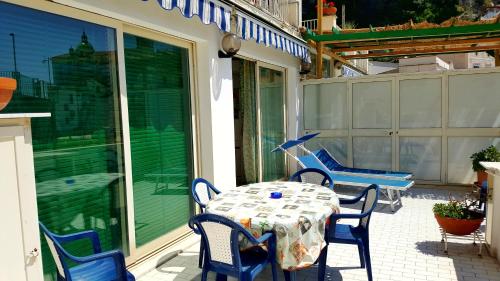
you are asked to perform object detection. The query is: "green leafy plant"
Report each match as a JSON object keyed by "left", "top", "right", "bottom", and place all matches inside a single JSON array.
[
  {"left": 433, "top": 193, "right": 483, "bottom": 220},
  {"left": 470, "top": 145, "right": 500, "bottom": 172}
]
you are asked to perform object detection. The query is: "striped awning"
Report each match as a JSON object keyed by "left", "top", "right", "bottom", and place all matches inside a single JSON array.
[
  {"left": 236, "top": 15, "right": 308, "bottom": 59},
  {"left": 156, "top": 0, "right": 231, "bottom": 32},
  {"left": 152, "top": 0, "right": 308, "bottom": 59}
]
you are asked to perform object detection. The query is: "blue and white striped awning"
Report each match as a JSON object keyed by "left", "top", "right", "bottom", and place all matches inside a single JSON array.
[
  {"left": 151, "top": 0, "right": 308, "bottom": 59},
  {"left": 156, "top": 0, "right": 231, "bottom": 32},
  {"left": 236, "top": 15, "right": 308, "bottom": 59}
]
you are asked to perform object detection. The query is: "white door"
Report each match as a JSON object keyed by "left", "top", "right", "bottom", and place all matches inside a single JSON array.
[{"left": 350, "top": 79, "right": 395, "bottom": 171}]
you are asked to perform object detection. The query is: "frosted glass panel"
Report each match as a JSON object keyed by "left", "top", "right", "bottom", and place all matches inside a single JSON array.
[
  {"left": 353, "top": 137, "right": 392, "bottom": 170},
  {"left": 448, "top": 137, "right": 500, "bottom": 184},
  {"left": 353, "top": 81, "right": 392, "bottom": 129},
  {"left": 400, "top": 78, "right": 441, "bottom": 128},
  {"left": 305, "top": 137, "right": 348, "bottom": 165},
  {"left": 399, "top": 137, "right": 441, "bottom": 181},
  {"left": 449, "top": 73, "right": 500, "bottom": 128},
  {"left": 304, "top": 83, "right": 347, "bottom": 130}
]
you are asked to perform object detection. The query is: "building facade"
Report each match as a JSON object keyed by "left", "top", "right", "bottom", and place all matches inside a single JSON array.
[{"left": 0, "top": 0, "right": 308, "bottom": 279}]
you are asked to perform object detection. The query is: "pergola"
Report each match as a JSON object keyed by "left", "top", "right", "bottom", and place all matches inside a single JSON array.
[{"left": 304, "top": 4, "right": 500, "bottom": 78}]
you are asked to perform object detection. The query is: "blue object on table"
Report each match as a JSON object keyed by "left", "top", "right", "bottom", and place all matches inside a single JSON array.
[
  {"left": 38, "top": 222, "right": 135, "bottom": 281},
  {"left": 318, "top": 184, "right": 379, "bottom": 281},
  {"left": 189, "top": 213, "right": 278, "bottom": 281},
  {"left": 270, "top": 192, "right": 282, "bottom": 199},
  {"left": 191, "top": 178, "right": 222, "bottom": 268},
  {"left": 65, "top": 178, "right": 75, "bottom": 185},
  {"left": 289, "top": 167, "right": 334, "bottom": 189}
]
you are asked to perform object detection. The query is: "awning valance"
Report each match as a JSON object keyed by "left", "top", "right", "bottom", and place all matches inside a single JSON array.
[
  {"left": 236, "top": 14, "right": 308, "bottom": 59},
  {"left": 151, "top": 0, "right": 308, "bottom": 59},
  {"left": 156, "top": 0, "right": 231, "bottom": 32}
]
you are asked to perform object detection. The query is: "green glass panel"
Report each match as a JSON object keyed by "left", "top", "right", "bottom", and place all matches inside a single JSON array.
[
  {"left": 124, "top": 34, "right": 193, "bottom": 247},
  {"left": 259, "top": 67, "right": 286, "bottom": 181},
  {"left": 0, "top": 3, "right": 127, "bottom": 281}
]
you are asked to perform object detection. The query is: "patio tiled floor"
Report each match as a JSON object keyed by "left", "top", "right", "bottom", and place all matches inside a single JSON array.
[{"left": 132, "top": 185, "right": 500, "bottom": 281}]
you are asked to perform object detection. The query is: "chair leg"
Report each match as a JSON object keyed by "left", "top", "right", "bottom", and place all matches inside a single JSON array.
[
  {"left": 270, "top": 260, "right": 278, "bottom": 281},
  {"left": 357, "top": 242, "right": 366, "bottom": 268},
  {"left": 215, "top": 273, "right": 227, "bottom": 281},
  {"left": 317, "top": 246, "right": 328, "bottom": 281},
  {"left": 198, "top": 241, "right": 204, "bottom": 269},
  {"left": 362, "top": 238, "right": 373, "bottom": 281},
  {"left": 283, "top": 270, "right": 296, "bottom": 281},
  {"left": 201, "top": 267, "right": 208, "bottom": 281}
]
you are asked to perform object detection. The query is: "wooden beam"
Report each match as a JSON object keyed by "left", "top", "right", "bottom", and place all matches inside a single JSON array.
[
  {"left": 317, "top": 0, "right": 323, "bottom": 35},
  {"left": 330, "top": 37, "right": 500, "bottom": 53},
  {"left": 495, "top": 49, "right": 500, "bottom": 67},
  {"left": 316, "top": 42, "right": 324, "bottom": 78},
  {"left": 341, "top": 44, "right": 500, "bottom": 59}
]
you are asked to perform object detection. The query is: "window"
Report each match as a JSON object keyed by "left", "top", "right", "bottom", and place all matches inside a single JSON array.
[{"left": 0, "top": 3, "right": 127, "bottom": 280}]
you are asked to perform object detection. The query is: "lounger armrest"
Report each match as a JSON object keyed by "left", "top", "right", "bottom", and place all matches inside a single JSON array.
[{"left": 54, "top": 230, "right": 102, "bottom": 253}]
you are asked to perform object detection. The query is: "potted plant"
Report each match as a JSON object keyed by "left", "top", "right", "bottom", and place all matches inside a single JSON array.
[
  {"left": 317, "top": 0, "right": 337, "bottom": 16},
  {"left": 0, "top": 77, "right": 17, "bottom": 111},
  {"left": 433, "top": 194, "right": 484, "bottom": 236},
  {"left": 470, "top": 145, "right": 500, "bottom": 184}
]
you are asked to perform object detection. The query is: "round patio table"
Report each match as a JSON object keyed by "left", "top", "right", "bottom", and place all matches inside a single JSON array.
[{"left": 205, "top": 181, "right": 340, "bottom": 272}]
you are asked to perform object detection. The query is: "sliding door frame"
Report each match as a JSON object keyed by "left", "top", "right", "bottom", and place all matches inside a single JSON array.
[
  {"left": 3, "top": 0, "right": 201, "bottom": 265},
  {"left": 120, "top": 25, "right": 199, "bottom": 263}
]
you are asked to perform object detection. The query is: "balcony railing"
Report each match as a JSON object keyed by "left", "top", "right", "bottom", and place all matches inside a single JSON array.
[
  {"left": 302, "top": 19, "right": 318, "bottom": 31},
  {"left": 233, "top": 0, "right": 301, "bottom": 35}
]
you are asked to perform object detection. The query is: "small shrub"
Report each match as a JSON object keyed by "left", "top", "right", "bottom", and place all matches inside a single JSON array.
[
  {"left": 470, "top": 145, "right": 500, "bottom": 172},
  {"left": 433, "top": 193, "right": 483, "bottom": 220}
]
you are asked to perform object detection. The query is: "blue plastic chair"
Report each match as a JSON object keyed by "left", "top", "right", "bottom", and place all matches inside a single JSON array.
[
  {"left": 39, "top": 222, "right": 135, "bottom": 281},
  {"left": 318, "top": 184, "right": 379, "bottom": 281},
  {"left": 289, "top": 167, "right": 334, "bottom": 189},
  {"left": 192, "top": 178, "right": 222, "bottom": 268},
  {"left": 189, "top": 213, "right": 278, "bottom": 281}
]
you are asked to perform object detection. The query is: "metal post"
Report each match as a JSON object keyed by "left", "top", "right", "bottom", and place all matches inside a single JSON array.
[
  {"left": 342, "top": 4, "right": 345, "bottom": 28},
  {"left": 9, "top": 33, "right": 17, "bottom": 73},
  {"left": 42, "top": 57, "right": 51, "bottom": 84}
]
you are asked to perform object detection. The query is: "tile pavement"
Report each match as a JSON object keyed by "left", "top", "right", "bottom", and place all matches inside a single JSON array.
[{"left": 132, "top": 185, "right": 500, "bottom": 281}]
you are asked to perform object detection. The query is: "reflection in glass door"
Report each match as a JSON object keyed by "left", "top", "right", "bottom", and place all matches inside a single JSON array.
[
  {"left": 124, "top": 33, "right": 194, "bottom": 248},
  {"left": 259, "top": 66, "right": 286, "bottom": 181}
]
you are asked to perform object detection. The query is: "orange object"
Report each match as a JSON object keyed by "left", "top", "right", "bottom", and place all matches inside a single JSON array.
[
  {"left": 240, "top": 218, "right": 251, "bottom": 229},
  {"left": 0, "top": 77, "right": 17, "bottom": 111},
  {"left": 435, "top": 214, "right": 483, "bottom": 236},
  {"left": 323, "top": 7, "right": 337, "bottom": 15},
  {"left": 477, "top": 171, "right": 488, "bottom": 185}
]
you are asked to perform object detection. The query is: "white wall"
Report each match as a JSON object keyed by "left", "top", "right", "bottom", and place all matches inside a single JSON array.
[{"left": 46, "top": 0, "right": 301, "bottom": 188}]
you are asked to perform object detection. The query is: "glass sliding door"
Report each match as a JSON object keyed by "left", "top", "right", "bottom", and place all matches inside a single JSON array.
[
  {"left": 259, "top": 66, "right": 286, "bottom": 181},
  {"left": 124, "top": 33, "right": 194, "bottom": 247},
  {"left": 0, "top": 3, "right": 127, "bottom": 280}
]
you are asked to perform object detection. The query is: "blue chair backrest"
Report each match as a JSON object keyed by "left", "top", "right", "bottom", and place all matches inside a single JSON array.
[
  {"left": 192, "top": 178, "right": 221, "bottom": 209},
  {"left": 359, "top": 185, "right": 379, "bottom": 229},
  {"left": 189, "top": 214, "right": 248, "bottom": 271},
  {"left": 39, "top": 223, "right": 72, "bottom": 280},
  {"left": 290, "top": 167, "right": 334, "bottom": 189}
]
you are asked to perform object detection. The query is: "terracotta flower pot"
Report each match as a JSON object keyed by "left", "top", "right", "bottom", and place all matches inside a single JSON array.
[
  {"left": 477, "top": 170, "right": 488, "bottom": 185},
  {"left": 0, "top": 77, "right": 17, "bottom": 111},
  {"left": 434, "top": 214, "right": 483, "bottom": 236},
  {"left": 323, "top": 7, "right": 337, "bottom": 16}
]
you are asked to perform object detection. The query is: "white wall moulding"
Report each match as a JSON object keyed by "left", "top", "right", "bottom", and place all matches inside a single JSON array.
[{"left": 301, "top": 68, "right": 500, "bottom": 184}]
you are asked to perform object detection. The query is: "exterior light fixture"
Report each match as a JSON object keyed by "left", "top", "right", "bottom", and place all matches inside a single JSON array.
[{"left": 218, "top": 32, "right": 241, "bottom": 58}]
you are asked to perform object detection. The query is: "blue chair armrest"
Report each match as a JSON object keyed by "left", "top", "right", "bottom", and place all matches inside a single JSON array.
[
  {"left": 331, "top": 212, "right": 370, "bottom": 220},
  {"left": 53, "top": 230, "right": 102, "bottom": 253},
  {"left": 73, "top": 249, "right": 125, "bottom": 264},
  {"left": 254, "top": 232, "right": 274, "bottom": 244}
]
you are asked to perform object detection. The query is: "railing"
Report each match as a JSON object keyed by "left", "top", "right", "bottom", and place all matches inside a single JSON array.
[
  {"left": 236, "top": 0, "right": 301, "bottom": 31},
  {"left": 302, "top": 19, "right": 318, "bottom": 31}
]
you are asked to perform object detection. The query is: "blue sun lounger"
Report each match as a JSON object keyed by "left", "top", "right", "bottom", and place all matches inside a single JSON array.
[{"left": 272, "top": 133, "right": 414, "bottom": 211}]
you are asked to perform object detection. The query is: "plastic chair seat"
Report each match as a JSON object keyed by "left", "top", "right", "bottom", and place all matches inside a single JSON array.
[
  {"left": 69, "top": 258, "right": 135, "bottom": 281},
  {"left": 328, "top": 224, "right": 366, "bottom": 244},
  {"left": 240, "top": 247, "right": 270, "bottom": 274}
]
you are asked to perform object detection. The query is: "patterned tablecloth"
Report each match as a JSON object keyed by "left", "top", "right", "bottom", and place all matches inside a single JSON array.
[{"left": 205, "top": 181, "right": 340, "bottom": 270}]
